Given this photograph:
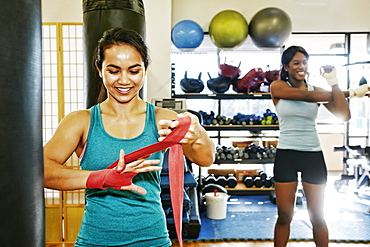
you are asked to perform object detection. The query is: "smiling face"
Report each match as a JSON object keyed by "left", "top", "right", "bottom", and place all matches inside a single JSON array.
[
  {"left": 284, "top": 51, "right": 308, "bottom": 83},
  {"left": 97, "top": 44, "right": 146, "bottom": 103}
]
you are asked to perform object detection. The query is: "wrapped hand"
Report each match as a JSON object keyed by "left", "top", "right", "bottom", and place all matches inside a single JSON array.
[
  {"left": 86, "top": 149, "right": 161, "bottom": 194},
  {"left": 320, "top": 65, "right": 338, "bottom": 86},
  {"left": 349, "top": 84, "right": 369, "bottom": 98}
]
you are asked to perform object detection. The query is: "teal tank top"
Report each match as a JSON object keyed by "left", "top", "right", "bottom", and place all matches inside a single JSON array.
[
  {"left": 75, "top": 103, "right": 171, "bottom": 247},
  {"left": 275, "top": 82, "right": 321, "bottom": 151}
]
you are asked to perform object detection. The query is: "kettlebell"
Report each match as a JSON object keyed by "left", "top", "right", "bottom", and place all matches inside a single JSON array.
[
  {"left": 206, "top": 72, "right": 232, "bottom": 94},
  {"left": 180, "top": 71, "right": 204, "bottom": 93}
]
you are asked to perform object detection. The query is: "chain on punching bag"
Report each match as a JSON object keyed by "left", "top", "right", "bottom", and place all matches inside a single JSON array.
[
  {"left": 0, "top": 0, "right": 44, "bottom": 246},
  {"left": 83, "top": 0, "right": 146, "bottom": 109}
]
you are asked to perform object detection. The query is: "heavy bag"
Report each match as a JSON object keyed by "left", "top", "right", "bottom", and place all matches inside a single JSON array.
[
  {"left": 0, "top": 0, "right": 44, "bottom": 246},
  {"left": 83, "top": 0, "right": 146, "bottom": 108}
]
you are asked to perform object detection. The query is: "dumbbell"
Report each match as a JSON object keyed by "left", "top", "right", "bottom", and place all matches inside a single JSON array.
[
  {"left": 226, "top": 174, "right": 238, "bottom": 188},
  {"left": 254, "top": 176, "right": 263, "bottom": 188},
  {"left": 259, "top": 171, "right": 267, "bottom": 180},
  {"left": 264, "top": 177, "right": 273, "bottom": 188},
  {"left": 243, "top": 176, "right": 254, "bottom": 188},
  {"left": 205, "top": 174, "right": 217, "bottom": 185},
  {"left": 216, "top": 175, "right": 228, "bottom": 187}
]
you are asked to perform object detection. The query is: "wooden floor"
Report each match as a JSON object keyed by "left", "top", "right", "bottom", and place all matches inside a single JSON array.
[{"left": 45, "top": 241, "right": 370, "bottom": 247}]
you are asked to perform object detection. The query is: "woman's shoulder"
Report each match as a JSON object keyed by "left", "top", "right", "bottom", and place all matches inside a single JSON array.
[
  {"left": 270, "top": 80, "right": 289, "bottom": 95},
  {"left": 60, "top": 109, "right": 91, "bottom": 127},
  {"left": 270, "top": 80, "right": 287, "bottom": 87}
]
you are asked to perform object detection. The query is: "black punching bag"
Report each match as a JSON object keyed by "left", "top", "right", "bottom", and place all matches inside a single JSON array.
[
  {"left": 83, "top": 0, "right": 146, "bottom": 108},
  {"left": 0, "top": 1, "right": 44, "bottom": 247}
]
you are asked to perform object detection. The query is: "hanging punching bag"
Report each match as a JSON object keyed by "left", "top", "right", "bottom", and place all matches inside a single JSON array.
[
  {"left": 83, "top": 0, "right": 146, "bottom": 108},
  {"left": 0, "top": 1, "right": 44, "bottom": 247}
]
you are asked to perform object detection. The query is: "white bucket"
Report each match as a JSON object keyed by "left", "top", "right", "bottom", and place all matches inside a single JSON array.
[{"left": 205, "top": 192, "right": 229, "bottom": 219}]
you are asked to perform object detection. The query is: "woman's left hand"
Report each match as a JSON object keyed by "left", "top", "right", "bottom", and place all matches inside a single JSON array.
[{"left": 157, "top": 112, "right": 201, "bottom": 144}]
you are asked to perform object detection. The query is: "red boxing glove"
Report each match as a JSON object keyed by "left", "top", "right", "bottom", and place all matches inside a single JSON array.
[{"left": 86, "top": 168, "right": 137, "bottom": 190}]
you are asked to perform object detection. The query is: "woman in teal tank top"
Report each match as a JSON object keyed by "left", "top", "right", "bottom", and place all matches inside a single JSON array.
[
  {"left": 270, "top": 46, "right": 369, "bottom": 247},
  {"left": 43, "top": 28, "right": 215, "bottom": 246}
]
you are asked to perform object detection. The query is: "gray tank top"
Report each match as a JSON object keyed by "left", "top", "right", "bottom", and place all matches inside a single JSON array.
[{"left": 275, "top": 82, "right": 321, "bottom": 151}]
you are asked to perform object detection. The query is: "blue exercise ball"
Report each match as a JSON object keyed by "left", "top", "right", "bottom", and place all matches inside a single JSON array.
[
  {"left": 171, "top": 20, "right": 204, "bottom": 49},
  {"left": 249, "top": 7, "right": 292, "bottom": 48}
]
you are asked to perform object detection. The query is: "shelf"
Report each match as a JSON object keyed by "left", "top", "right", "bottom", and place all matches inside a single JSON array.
[
  {"left": 227, "top": 182, "right": 275, "bottom": 191},
  {"left": 204, "top": 125, "right": 279, "bottom": 131},
  {"left": 214, "top": 158, "right": 274, "bottom": 165},
  {"left": 172, "top": 93, "right": 272, "bottom": 99},
  {"left": 342, "top": 61, "right": 370, "bottom": 67}
]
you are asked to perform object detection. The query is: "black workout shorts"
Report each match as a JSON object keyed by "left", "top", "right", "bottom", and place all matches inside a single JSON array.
[{"left": 273, "top": 149, "right": 328, "bottom": 184}]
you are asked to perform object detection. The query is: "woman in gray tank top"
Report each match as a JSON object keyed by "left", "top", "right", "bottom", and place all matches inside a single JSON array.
[{"left": 270, "top": 45, "right": 369, "bottom": 247}]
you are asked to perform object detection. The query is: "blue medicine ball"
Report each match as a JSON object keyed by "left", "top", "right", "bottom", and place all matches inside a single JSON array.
[{"left": 172, "top": 20, "right": 204, "bottom": 49}]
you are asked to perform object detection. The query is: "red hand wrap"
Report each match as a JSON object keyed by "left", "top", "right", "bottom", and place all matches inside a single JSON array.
[{"left": 86, "top": 168, "right": 137, "bottom": 190}]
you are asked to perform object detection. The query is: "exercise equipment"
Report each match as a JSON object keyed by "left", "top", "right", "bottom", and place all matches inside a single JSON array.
[
  {"left": 180, "top": 71, "right": 204, "bottom": 93},
  {"left": 83, "top": 0, "right": 146, "bottom": 108},
  {"left": 208, "top": 10, "right": 248, "bottom": 49},
  {"left": 359, "top": 76, "right": 367, "bottom": 86},
  {"left": 259, "top": 171, "right": 267, "bottom": 181},
  {"left": 172, "top": 20, "right": 204, "bottom": 49},
  {"left": 249, "top": 7, "right": 292, "bottom": 48},
  {"left": 219, "top": 60, "right": 241, "bottom": 79},
  {"left": 233, "top": 68, "right": 265, "bottom": 93},
  {"left": 0, "top": 1, "right": 44, "bottom": 246},
  {"left": 198, "top": 109, "right": 278, "bottom": 126},
  {"left": 216, "top": 175, "right": 228, "bottom": 187},
  {"left": 254, "top": 177, "right": 264, "bottom": 188},
  {"left": 243, "top": 176, "right": 254, "bottom": 188},
  {"left": 227, "top": 174, "right": 238, "bottom": 188},
  {"left": 206, "top": 73, "right": 232, "bottom": 94},
  {"left": 265, "top": 65, "right": 280, "bottom": 85},
  {"left": 263, "top": 177, "right": 274, "bottom": 188},
  {"left": 205, "top": 174, "right": 217, "bottom": 185}
]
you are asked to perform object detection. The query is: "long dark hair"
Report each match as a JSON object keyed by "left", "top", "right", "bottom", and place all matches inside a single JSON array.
[
  {"left": 280, "top": 46, "right": 309, "bottom": 81},
  {"left": 94, "top": 28, "right": 150, "bottom": 103}
]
